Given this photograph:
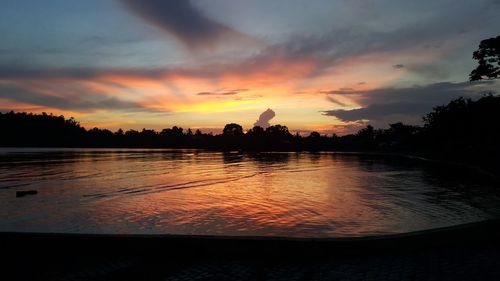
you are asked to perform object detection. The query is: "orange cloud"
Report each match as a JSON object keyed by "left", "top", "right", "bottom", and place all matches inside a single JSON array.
[{"left": 0, "top": 39, "right": 454, "bottom": 134}]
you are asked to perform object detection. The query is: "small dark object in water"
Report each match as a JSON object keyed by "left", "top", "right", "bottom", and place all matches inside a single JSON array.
[{"left": 16, "top": 190, "right": 38, "bottom": 198}]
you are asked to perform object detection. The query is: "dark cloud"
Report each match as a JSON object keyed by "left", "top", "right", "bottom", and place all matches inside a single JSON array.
[
  {"left": 3, "top": 0, "right": 496, "bottom": 84},
  {"left": 0, "top": 85, "right": 158, "bottom": 113},
  {"left": 2, "top": 0, "right": 500, "bottom": 85},
  {"left": 254, "top": 108, "right": 276, "bottom": 128},
  {"left": 119, "top": 0, "right": 251, "bottom": 51},
  {"left": 326, "top": 96, "right": 348, "bottom": 107},
  {"left": 197, "top": 88, "right": 248, "bottom": 96},
  {"left": 0, "top": 17, "right": 464, "bottom": 84},
  {"left": 0, "top": 0, "right": 498, "bottom": 119},
  {"left": 0, "top": 65, "right": 242, "bottom": 82},
  {"left": 197, "top": 91, "right": 238, "bottom": 96},
  {"left": 0, "top": 58, "right": 297, "bottom": 81},
  {"left": 0, "top": 68, "right": 101, "bottom": 80},
  {"left": 322, "top": 81, "right": 498, "bottom": 126},
  {"left": 0, "top": 67, "right": 169, "bottom": 81},
  {"left": 251, "top": 1, "right": 500, "bottom": 78},
  {"left": 325, "top": 102, "right": 428, "bottom": 122},
  {"left": 320, "top": 89, "right": 357, "bottom": 95}
]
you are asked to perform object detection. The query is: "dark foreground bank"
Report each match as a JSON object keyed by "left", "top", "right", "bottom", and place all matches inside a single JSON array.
[{"left": 3, "top": 219, "right": 500, "bottom": 281}]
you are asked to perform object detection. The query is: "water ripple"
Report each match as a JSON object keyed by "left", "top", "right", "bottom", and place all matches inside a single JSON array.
[{"left": 1, "top": 149, "right": 499, "bottom": 237}]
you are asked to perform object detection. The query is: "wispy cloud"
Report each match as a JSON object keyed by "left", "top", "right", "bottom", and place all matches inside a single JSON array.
[
  {"left": 197, "top": 88, "right": 248, "bottom": 96},
  {"left": 0, "top": 84, "right": 159, "bottom": 113}
]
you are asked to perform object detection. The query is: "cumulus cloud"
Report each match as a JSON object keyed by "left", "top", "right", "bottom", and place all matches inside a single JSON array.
[
  {"left": 254, "top": 108, "right": 276, "bottom": 128},
  {"left": 119, "top": 0, "right": 253, "bottom": 51}
]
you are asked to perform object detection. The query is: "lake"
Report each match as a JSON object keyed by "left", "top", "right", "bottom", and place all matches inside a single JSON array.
[{"left": 0, "top": 148, "right": 499, "bottom": 237}]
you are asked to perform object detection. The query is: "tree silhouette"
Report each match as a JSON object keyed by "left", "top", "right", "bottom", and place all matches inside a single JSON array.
[
  {"left": 355, "top": 125, "right": 376, "bottom": 150},
  {"left": 222, "top": 123, "right": 244, "bottom": 136},
  {"left": 470, "top": 36, "right": 500, "bottom": 81},
  {"left": 265, "top": 125, "right": 291, "bottom": 139},
  {"left": 247, "top": 126, "right": 265, "bottom": 136},
  {"left": 2, "top": 94, "right": 500, "bottom": 173},
  {"left": 309, "top": 131, "right": 321, "bottom": 138}
]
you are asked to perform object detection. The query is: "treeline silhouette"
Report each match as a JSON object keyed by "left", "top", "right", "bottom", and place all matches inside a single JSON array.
[{"left": 1, "top": 95, "right": 500, "bottom": 171}]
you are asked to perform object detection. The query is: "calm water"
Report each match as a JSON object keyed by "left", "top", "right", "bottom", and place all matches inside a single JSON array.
[{"left": 0, "top": 148, "right": 499, "bottom": 237}]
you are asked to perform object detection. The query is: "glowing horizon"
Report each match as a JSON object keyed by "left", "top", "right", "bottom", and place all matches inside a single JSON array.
[{"left": 1, "top": 0, "right": 499, "bottom": 135}]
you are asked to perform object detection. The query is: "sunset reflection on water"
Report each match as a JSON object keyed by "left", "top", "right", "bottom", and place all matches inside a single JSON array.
[{"left": 1, "top": 149, "right": 499, "bottom": 237}]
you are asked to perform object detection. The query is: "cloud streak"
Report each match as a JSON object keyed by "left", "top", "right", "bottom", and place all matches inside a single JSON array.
[
  {"left": 120, "top": 0, "right": 253, "bottom": 51},
  {"left": 197, "top": 88, "right": 248, "bottom": 96},
  {"left": 0, "top": 84, "right": 157, "bottom": 113}
]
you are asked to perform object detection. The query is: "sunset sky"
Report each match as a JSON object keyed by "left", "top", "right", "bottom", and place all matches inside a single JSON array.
[{"left": 1, "top": 0, "right": 499, "bottom": 134}]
